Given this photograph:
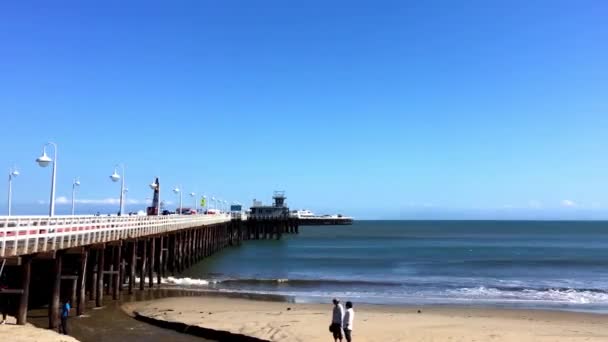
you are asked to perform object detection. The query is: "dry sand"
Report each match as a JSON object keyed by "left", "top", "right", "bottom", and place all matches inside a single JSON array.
[
  {"left": 0, "top": 315, "right": 79, "bottom": 342},
  {"left": 124, "top": 296, "right": 608, "bottom": 342}
]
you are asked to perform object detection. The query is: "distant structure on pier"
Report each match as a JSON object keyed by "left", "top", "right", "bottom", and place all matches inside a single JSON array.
[{"left": 250, "top": 191, "right": 290, "bottom": 218}]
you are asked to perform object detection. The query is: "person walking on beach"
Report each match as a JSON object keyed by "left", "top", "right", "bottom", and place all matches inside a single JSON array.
[
  {"left": 330, "top": 298, "right": 344, "bottom": 342},
  {"left": 0, "top": 273, "right": 10, "bottom": 325},
  {"left": 343, "top": 301, "right": 355, "bottom": 342},
  {"left": 59, "top": 298, "right": 71, "bottom": 335}
]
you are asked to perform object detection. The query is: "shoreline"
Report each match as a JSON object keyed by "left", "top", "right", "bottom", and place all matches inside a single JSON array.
[
  {"left": 123, "top": 290, "right": 608, "bottom": 342},
  {"left": 144, "top": 283, "right": 608, "bottom": 315}
]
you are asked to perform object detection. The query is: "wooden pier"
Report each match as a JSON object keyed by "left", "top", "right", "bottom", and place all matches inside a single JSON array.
[{"left": 0, "top": 213, "right": 299, "bottom": 327}]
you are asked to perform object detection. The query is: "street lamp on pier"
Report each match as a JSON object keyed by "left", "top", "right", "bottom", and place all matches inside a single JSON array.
[
  {"left": 71, "top": 178, "right": 80, "bottom": 216},
  {"left": 7, "top": 167, "right": 19, "bottom": 216},
  {"left": 190, "top": 192, "right": 197, "bottom": 212},
  {"left": 173, "top": 186, "right": 183, "bottom": 214},
  {"left": 110, "top": 164, "right": 126, "bottom": 216},
  {"left": 36, "top": 142, "right": 58, "bottom": 217}
]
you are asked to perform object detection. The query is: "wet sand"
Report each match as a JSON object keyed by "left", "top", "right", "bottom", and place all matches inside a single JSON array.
[{"left": 27, "top": 290, "right": 214, "bottom": 342}]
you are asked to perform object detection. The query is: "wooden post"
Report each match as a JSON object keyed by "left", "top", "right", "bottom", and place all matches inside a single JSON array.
[
  {"left": 173, "top": 232, "right": 181, "bottom": 273},
  {"left": 139, "top": 239, "right": 147, "bottom": 291},
  {"left": 177, "top": 232, "right": 183, "bottom": 272},
  {"left": 194, "top": 229, "right": 200, "bottom": 260},
  {"left": 89, "top": 250, "right": 96, "bottom": 301},
  {"left": 70, "top": 279, "right": 77, "bottom": 309},
  {"left": 187, "top": 230, "right": 192, "bottom": 265},
  {"left": 106, "top": 247, "right": 114, "bottom": 295},
  {"left": 16, "top": 256, "right": 32, "bottom": 325},
  {"left": 129, "top": 241, "right": 136, "bottom": 294},
  {"left": 96, "top": 247, "right": 105, "bottom": 307},
  {"left": 148, "top": 238, "right": 155, "bottom": 288},
  {"left": 170, "top": 234, "right": 176, "bottom": 275},
  {"left": 113, "top": 245, "right": 121, "bottom": 300},
  {"left": 202, "top": 227, "right": 208, "bottom": 257},
  {"left": 77, "top": 250, "right": 88, "bottom": 316},
  {"left": 157, "top": 236, "right": 164, "bottom": 284},
  {"left": 49, "top": 253, "right": 63, "bottom": 329},
  {"left": 119, "top": 253, "right": 126, "bottom": 292},
  {"left": 188, "top": 230, "right": 193, "bottom": 267}
]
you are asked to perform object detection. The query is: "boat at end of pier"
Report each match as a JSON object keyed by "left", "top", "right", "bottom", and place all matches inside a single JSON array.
[{"left": 289, "top": 210, "right": 353, "bottom": 225}]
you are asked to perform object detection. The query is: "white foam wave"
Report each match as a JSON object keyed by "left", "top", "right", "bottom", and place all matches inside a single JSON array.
[
  {"left": 447, "top": 286, "right": 608, "bottom": 304},
  {"left": 163, "top": 276, "right": 219, "bottom": 286}
]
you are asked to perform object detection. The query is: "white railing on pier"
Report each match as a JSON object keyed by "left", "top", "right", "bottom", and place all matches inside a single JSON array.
[{"left": 0, "top": 214, "right": 232, "bottom": 258}]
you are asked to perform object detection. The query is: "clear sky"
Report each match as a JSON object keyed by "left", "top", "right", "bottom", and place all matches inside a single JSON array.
[{"left": 1, "top": 1, "right": 607, "bottom": 219}]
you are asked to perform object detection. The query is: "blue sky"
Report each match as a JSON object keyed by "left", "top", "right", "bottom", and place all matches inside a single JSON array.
[{"left": 1, "top": 1, "right": 607, "bottom": 219}]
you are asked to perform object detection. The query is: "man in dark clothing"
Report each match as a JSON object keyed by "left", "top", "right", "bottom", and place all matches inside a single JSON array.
[
  {"left": 330, "top": 298, "right": 344, "bottom": 342},
  {"left": 59, "top": 298, "right": 71, "bottom": 335}
]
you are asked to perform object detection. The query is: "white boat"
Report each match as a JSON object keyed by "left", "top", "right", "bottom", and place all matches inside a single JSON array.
[{"left": 289, "top": 209, "right": 353, "bottom": 221}]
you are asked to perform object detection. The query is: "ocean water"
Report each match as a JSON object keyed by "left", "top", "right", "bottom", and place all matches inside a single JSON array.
[{"left": 174, "top": 221, "right": 608, "bottom": 312}]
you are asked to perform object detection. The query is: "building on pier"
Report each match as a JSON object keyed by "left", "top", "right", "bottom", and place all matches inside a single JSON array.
[{"left": 249, "top": 191, "right": 289, "bottom": 219}]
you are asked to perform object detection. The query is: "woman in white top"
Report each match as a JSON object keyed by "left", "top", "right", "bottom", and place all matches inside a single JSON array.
[{"left": 343, "top": 301, "right": 355, "bottom": 342}]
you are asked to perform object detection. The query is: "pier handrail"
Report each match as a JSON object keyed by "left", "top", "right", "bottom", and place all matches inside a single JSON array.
[{"left": 0, "top": 214, "right": 231, "bottom": 258}]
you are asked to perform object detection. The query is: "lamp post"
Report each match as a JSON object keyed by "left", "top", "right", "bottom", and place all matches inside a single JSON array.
[
  {"left": 173, "top": 186, "right": 182, "bottom": 214},
  {"left": 211, "top": 197, "right": 216, "bottom": 210},
  {"left": 36, "top": 142, "right": 58, "bottom": 217},
  {"left": 110, "top": 164, "right": 125, "bottom": 216},
  {"left": 71, "top": 178, "right": 80, "bottom": 216},
  {"left": 7, "top": 167, "right": 19, "bottom": 216},
  {"left": 190, "top": 192, "right": 196, "bottom": 212},
  {"left": 123, "top": 187, "right": 129, "bottom": 213}
]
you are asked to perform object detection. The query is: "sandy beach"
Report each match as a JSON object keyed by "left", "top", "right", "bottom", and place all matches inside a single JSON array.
[
  {"left": 124, "top": 296, "right": 608, "bottom": 342},
  {"left": 0, "top": 315, "right": 79, "bottom": 342}
]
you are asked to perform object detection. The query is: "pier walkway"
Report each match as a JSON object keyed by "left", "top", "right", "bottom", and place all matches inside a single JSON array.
[{"left": 0, "top": 214, "right": 231, "bottom": 258}]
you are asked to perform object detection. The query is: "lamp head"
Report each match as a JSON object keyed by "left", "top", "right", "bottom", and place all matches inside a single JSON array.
[
  {"left": 173, "top": 187, "right": 180, "bottom": 194},
  {"left": 11, "top": 169, "right": 19, "bottom": 177},
  {"left": 110, "top": 170, "right": 120, "bottom": 182},
  {"left": 36, "top": 150, "right": 52, "bottom": 167}
]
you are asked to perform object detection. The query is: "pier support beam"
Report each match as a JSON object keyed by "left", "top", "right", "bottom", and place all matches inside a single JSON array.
[
  {"left": 113, "top": 245, "right": 121, "bottom": 300},
  {"left": 77, "top": 250, "right": 88, "bottom": 316},
  {"left": 96, "top": 246, "right": 105, "bottom": 307},
  {"left": 139, "top": 239, "right": 147, "bottom": 291},
  {"left": 49, "top": 252, "right": 63, "bottom": 329},
  {"left": 157, "top": 237, "right": 164, "bottom": 284},
  {"left": 128, "top": 241, "right": 136, "bottom": 294},
  {"left": 16, "top": 256, "right": 32, "bottom": 325},
  {"left": 148, "top": 238, "right": 155, "bottom": 288}
]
